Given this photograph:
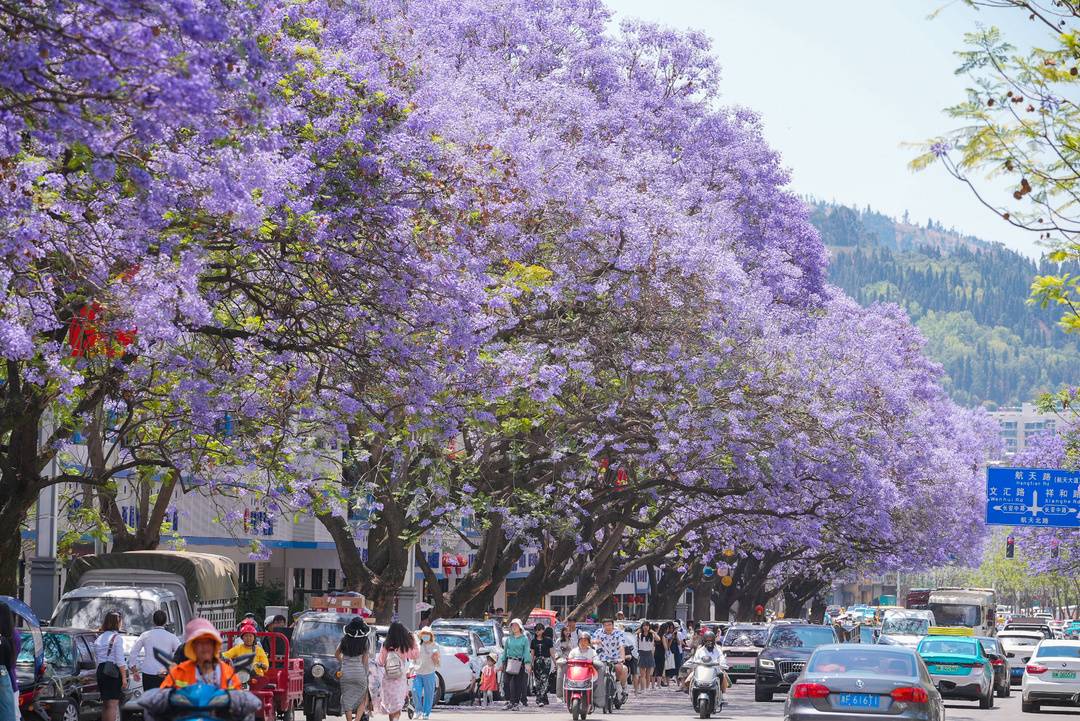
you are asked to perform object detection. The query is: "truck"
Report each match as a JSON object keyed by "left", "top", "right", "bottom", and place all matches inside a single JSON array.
[
  {"left": 927, "top": 587, "right": 997, "bottom": 637},
  {"left": 52, "top": 550, "right": 239, "bottom": 640}
]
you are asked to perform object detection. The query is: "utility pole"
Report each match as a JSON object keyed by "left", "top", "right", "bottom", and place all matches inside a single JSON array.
[
  {"left": 29, "top": 419, "right": 60, "bottom": 619},
  {"left": 397, "top": 543, "right": 419, "bottom": 630}
]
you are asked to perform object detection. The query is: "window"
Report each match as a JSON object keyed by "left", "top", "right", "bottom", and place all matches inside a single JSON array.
[
  {"left": 293, "top": 568, "right": 306, "bottom": 591},
  {"left": 311, "top": 568, "right": 323, "bottom": 591},
  {"left": 327, "top": 569, "right": 337, "bottom": 590},
  {"left": 239, "top": 563, "right": 257, "bottom": 589}
]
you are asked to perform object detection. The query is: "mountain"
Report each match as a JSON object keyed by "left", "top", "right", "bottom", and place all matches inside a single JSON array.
[{"left": 811, "top": 202, "right": 1080, "bottom": 408}]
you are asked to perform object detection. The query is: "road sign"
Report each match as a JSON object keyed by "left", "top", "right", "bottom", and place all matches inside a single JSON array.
[{"left": 986, "top": 467, "right": 1080, "bottom": 528}]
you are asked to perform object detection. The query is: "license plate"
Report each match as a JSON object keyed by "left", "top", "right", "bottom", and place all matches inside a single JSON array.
[
  {"left": 732, "top": 665, "right": 751, "bottom": 671},
  {"left": 934, "top": 664, "right": 959, "bottom": 672},
  {"left": 835, "top": 693, "right": 880, "bottom": 709},
  {"left": 1052, "top": 671, "right": 1077, "bottom": 679}
]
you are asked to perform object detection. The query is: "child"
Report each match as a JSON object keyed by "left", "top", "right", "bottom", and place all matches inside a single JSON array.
[{"left": 479, "top": 653, "right": 499, "bottom": 707}]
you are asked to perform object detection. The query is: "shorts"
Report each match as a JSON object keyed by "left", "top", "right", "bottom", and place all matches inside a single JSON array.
[{"left": 626, "top": 658, "right": 637, "bottom": 676}]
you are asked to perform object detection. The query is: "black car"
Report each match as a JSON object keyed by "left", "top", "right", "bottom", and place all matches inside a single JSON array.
[
  {"left": 33, "top": 628, "right": 114, "bottom": 721},
  {"left": 977, "top": 636, "right": 1011, "bottom": 698},
  {"left": 292, "top": 612, "right": 374, "bottom": 721},
  {"left": 754, "top": 624, "right": 838, "bottom": 702}
]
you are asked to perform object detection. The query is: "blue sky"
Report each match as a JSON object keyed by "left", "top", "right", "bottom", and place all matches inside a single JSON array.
[{"left": 604, "top": 0, "right": 1046, "bottom": 257}]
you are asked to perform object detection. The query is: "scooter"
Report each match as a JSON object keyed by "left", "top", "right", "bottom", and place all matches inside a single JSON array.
[
  {"left": 686, "top": 660, "right": 725, "bottom": 719},
  {"left": 137, "top": 649, "right": 261, "bottom": 721},
  {"left": 560, "top": 658, "right": 599, "bottom": 720}
]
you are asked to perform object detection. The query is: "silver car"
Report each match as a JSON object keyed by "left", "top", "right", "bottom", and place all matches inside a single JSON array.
[{"left": 784, "top": 644, "right": 944, "bottom": 721}]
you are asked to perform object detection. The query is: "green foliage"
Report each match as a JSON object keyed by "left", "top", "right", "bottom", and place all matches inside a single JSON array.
[
  {"left": 815, "top": 202, "right": 1080, "bottom": 406},
  {"left": 238, "top": 582, "right": 287, "bottom": 620}
]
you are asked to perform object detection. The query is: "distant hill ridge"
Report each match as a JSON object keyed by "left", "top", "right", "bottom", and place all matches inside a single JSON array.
[{"left": 811, "top": 201, "right": 1080, "bottom": 408}]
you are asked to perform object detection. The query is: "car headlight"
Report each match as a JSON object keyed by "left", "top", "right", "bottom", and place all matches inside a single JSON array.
[
  {"left": 312, "top": 663, "right": 326, "bottom": 679},
  {"left": 758, "top": 659, "right": 775, "bottom": 669}
]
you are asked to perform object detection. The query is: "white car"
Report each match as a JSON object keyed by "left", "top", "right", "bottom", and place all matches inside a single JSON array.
[
  {"left": 1022, "top": 638, "right": 1080, "bottom": 712},
  {"left": 1002, "top": 631, "right": 1046, "bottom": 686},
  {"left": 877, "top": 615, "right": 933, "bottom": 648}
]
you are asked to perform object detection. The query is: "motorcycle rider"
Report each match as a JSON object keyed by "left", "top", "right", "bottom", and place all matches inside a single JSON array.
[
  {"left": 681, "top": 631, "right": 728, "bottom": 699},
  {"left": 564, "top": 631, "right": 606, "bottom": 709},
  {"left": 593, "top": 618, "right": 629, "bottom": 700}
]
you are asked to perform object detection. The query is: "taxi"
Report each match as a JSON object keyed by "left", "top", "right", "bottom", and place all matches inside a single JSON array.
[{"left": 916, "top": 627, "right": 995, "bottom": 709}]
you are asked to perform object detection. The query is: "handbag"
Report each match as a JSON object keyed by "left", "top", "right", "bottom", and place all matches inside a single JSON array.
[
  {"left": 505, "top": 657, "right": 523, "bottom": 675},
  {"left": 100, "top": 633, "right": 120, "bottom": 678}
]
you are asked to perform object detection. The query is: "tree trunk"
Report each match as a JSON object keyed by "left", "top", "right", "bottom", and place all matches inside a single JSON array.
[{"left": 692, "top": 578, "right": 716, "bottom": 621}]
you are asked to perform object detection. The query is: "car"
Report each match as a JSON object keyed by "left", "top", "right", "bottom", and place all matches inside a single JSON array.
[
  {"left": 1021, "top": 638, "right": 1080, "bottom": 712},
  {"left": 720, "top": 624, "right": 768, "bottom": 683},
  {"left": 916, "top": 634, "right": 995, "bottom": 708},
  {"left": 999, "top": 631, "right": 1045, "bottom": 686},
  {"left": 877, "top": 616, "right": 932, "bottom": 649},
  {"left": 432, "top": 629, "right": 484, "bottom": 697},
  {"left": 754, "top": 624, "right": 838, "bottom": 702},
  {"left": 976, "top": 636, "right": 1011, "bottom": 698},
  {"left": 431, "top": 619, "right": 504, "bottom": 656},
  {"left": 1007, "top": 618, "right": 1056, "bottom": 640},
  {"left": 36, "top": 627, "right": 143, "bottom": 721},
  {"left": 1064, "top": 620, "right": 1080, "bottom": 640},
  {"left": 782, "top": 643, "right": 944, "bottom": 721}
]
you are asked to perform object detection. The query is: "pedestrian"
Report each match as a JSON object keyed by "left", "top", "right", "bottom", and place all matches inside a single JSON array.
[
  {"left": 263, "top": 614, "right": 290, "bottom": 655},
  {"left": 377, "top": 622, "right": 419, "bottom": 721},
  {"left": 95, "top": 611, "right": 128, "bottom": 721},
  {"left": 479, "top": 654, "right": 498, "bottom": 707},
  {"left": 635, "top": 621, "right": 658, "bottom": 693},
  {"left": 498, "top": 618, "right": 531, "bottom": 710},
  {"left": 564, "top": 618, "right": 580, "bottom": 647},
  {"left": 618, "top": 622, "right": 637, "bottom": 694},
  {"left": 530, "top": 623, "right": 553, "bottom": 706},
  {"left": 128, "top": 610, "right": 181, "bottom": 690},
  {"left": 335, "top": 617, "right": 370, "bottom": 721},
  {"left": 161, "top": 618, "right": 241, "bottom": 690},
  {"left": 0, "top": 604, "right": 17, "bottom": 721},
  {"left": 412, "top": 627, "right": 440, "bottom": 719}
]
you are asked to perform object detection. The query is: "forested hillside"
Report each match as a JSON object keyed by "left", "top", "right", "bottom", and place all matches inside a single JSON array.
[{"left": 813, "top": 202, "right": 1080, "bottom": 407}]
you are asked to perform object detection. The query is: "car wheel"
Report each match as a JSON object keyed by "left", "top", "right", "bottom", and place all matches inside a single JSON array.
[
  {"left": 979, "top": 687, "right": 994, "bottom": 709},
  {"left": 1022, "top": 698, "right": 1040, "bottom": 713},
  {"left": 754, "top": 685, "right": 772, "bottom": 702},
  {"left": 997, "top": 681, "right": 1010, "bottom": 698},
  {"left": 53, "top": 699, "right": 79, "bottom": 721}
]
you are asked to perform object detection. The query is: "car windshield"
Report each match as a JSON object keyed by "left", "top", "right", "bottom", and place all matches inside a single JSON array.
[
  {"left": 291, "top": 620, "right": 344, "bottom": 656},
  {"left": 881, "top": 619, "right": 929, "bottom": 636},
  {"left": 436, "top": 634, "right": 470, "bottom": 649},
  {"left": 16, "top": 631, "right": 33, "bottom": 664},
  {"left": 809, "top": 649, "right": 916, "bottom": 676},
  {"left": 920, "top": 639, "right": 976, "bottom": 656},
  {"left": 928, "top": 603, "right": 981, "bottom": 627},
  {"left": 1036, "top": 644, "right": 1080, "bottom": 658},
  {"left": 53, "top": 597, "right": 158, "bottom": 634},
  {"left": 42, "top": 633, "right": 75, "bottom": 672},
  {"left": 768, "top": 627, "right": 835, "bottom": 649},
  {"left": 439, "top": 625, "right": 494, "bottom": 646},
  {"left": 1000, "top": 635, "right": 1041, "bottom": 647},
  {"left": 978, "top": 639, "right": 1000, "bottom": 656},
  {"left": 722, "top": 629, "right": 766, "bottom": 647}
]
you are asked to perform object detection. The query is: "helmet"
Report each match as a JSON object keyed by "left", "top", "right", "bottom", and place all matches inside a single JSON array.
[
  {"left": 238, "top": 619, "right": 258, "bottom": 635},
  {"left": 703, "top": 631, "right": 716, "bottom": 643},
  {"left": 183, "top": 618, "right": 223, "bottom": 661},
  {"left": 579, "top": 631, "right": 592, "bottom": 641}
]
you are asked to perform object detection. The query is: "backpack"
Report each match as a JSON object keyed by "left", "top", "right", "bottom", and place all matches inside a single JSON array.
[{"left": 384, "top": 650, "right": 403, "bottom": 680}]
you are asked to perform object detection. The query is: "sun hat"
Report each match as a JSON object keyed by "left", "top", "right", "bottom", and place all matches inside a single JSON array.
[
  {"left": 344, "top": 617, "right": 369, "bottom": 638},
  {"left": 418, "top": 626, "right": 435, "bottom": 642},
  {"left": 183, "top": 618, "right": 223, "bottom": 661},
  {"left": 509, "top": 618, "right": 524, "bottom": 633}
]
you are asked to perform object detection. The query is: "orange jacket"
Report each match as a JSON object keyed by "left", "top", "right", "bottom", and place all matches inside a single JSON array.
[{"left": 160, "top": 660, "right": 241, "bottom": 690}]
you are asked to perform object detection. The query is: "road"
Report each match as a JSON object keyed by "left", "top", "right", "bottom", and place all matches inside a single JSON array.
[{"left": 332, "top": 682, "right": 1053, "bottom": 720}]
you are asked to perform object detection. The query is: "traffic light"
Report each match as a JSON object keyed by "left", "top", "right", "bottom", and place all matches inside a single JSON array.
[{"left": 1006, "top": 535, "right": 1015, "bottom": 559}]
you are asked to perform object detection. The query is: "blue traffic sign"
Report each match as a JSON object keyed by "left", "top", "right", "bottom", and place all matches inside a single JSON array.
[{"left": 986, "top": 467, "right": 1080, "bottom": 528}]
